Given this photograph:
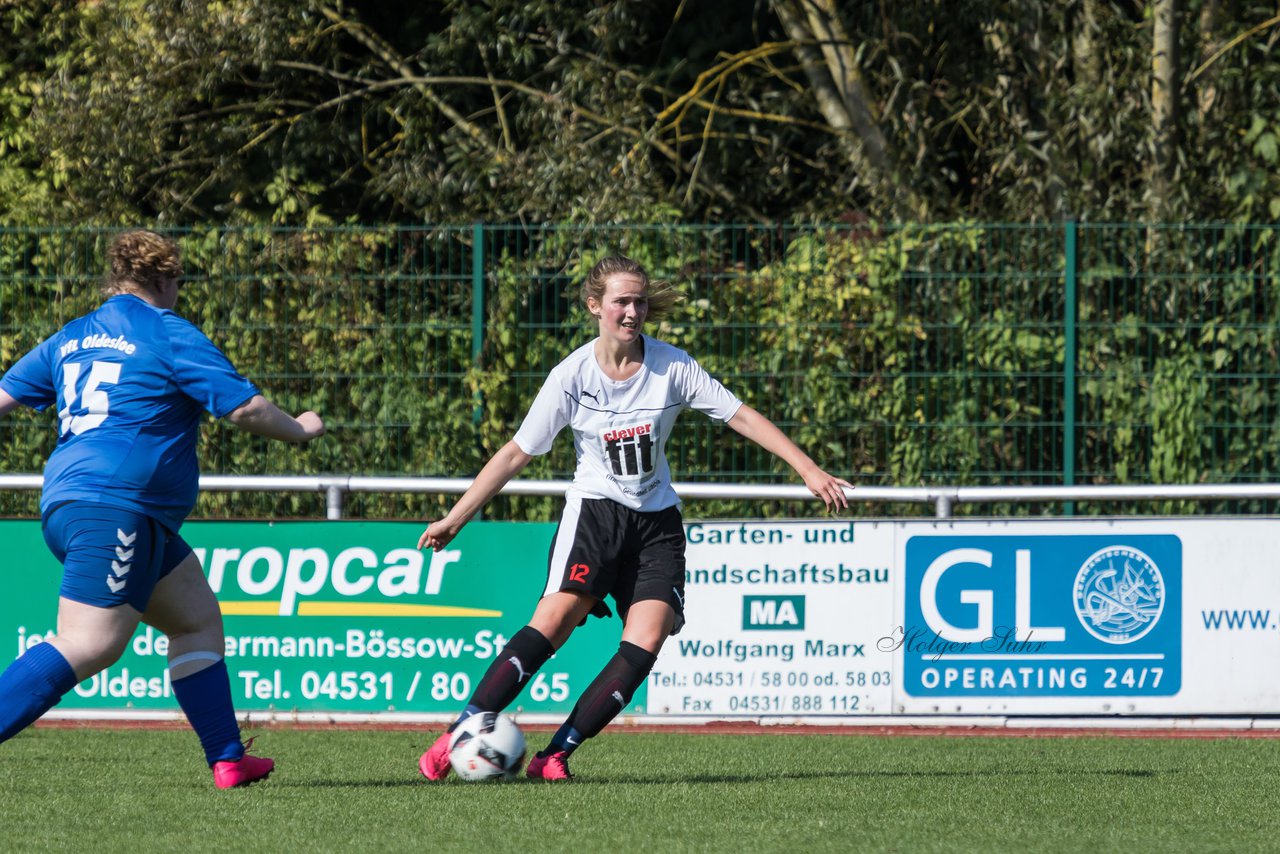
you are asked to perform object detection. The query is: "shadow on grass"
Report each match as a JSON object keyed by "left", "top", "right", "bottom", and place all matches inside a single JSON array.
[
  {"left": 282, "top": 767, "right": 1170, "bottom": 788},
  {"left": 579, "top": 767, "right": 1170, "bottom": 785},
  {"left": 2, "top": 761, "right": 1174, "bottom": 793},
  {"left": 277, "top": 778, "right": 429, "bottom": 788}
]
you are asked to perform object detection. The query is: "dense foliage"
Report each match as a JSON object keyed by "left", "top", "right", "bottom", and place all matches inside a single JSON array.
[
  {"left": 1, "top": 1, "right": 1279, "bottom": 225},
  {"left": 3, "top": 222, "right": 1278, "bottom": 520},
  {"left": 3, "top": 3, "right": 1280, "bottom": 518}
]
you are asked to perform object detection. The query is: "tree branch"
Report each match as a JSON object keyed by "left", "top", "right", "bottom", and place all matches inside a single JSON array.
[
  {"left": 770, "top": 0, "right": 919, "bottom": 218},
  {"left": 317, "top": 4, "right": 499, "bottom": 158}
]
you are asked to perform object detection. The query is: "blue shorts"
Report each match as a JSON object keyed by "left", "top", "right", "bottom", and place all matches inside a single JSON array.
[{"left": 42, "top": 502, "right": 193, "bottom": 611}]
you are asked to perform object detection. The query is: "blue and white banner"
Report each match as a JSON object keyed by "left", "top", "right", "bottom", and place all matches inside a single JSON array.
[
  {"left": 899, "top": 534, "right": 1182, "bottom": 698},
  {"left": 886, "top": 518, "right": 1280, "bottom": 715},
  {"left": 657, "top": 517, "right": 1280, "bottom": 717}
]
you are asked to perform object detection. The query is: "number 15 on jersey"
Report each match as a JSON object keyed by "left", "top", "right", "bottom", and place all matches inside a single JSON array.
[{"left": 59, "top": 360, "right": 121, "bottom": 436}]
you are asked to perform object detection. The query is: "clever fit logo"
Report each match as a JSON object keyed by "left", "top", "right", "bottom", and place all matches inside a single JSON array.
[{"left": 601, "top": 422, "right": 656, "bottom": 478}]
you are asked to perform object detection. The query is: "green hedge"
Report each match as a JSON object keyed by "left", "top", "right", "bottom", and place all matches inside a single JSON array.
[{"left": 2, "top": 223, "right": 1279, "bottom": 520}]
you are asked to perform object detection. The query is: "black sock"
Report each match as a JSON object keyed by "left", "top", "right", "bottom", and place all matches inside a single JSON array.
[
  {"left": 455, "top": 626, "right": 555, "bottom": 727},
  {"left": 547, "top": 641, "right": 657, "bottom": 754}
]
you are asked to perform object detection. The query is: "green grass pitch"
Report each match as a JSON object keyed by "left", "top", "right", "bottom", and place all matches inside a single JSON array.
[{"left": 3, "top": 727, "right": 1280, "bottom": 853}]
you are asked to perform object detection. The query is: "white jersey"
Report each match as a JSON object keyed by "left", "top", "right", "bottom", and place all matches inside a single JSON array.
[{"left": 513, "top": 335, "right": 743, "bottom": 511}]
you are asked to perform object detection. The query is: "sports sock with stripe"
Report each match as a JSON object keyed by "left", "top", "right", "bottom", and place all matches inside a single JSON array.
[
  {"left": 546, "top": 640, "right": 656, "bottom": 756},
  {"left": 454, "top": 626, "right": 556, "bottom": 729},
  {"left": 172, "top": 658, "right": 245, "bottom": 765}
]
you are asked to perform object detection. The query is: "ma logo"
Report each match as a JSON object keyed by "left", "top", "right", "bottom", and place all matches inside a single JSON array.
[{"left": 742, "top": 595, "right": 805, "bottom": 631}]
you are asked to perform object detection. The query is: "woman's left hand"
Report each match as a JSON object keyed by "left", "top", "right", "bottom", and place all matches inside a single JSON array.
[{"left": 802, "top": 468, "right": 853, "bottom": 512}]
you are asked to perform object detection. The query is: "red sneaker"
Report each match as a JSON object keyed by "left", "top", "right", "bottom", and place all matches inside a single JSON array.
[
  {"left": 418, "top": 730, "right": 453, "bottom": 780},
  {"left": 212, "top": 744, "right": 275, "bottom": 789},
  {"left": 526, "top": 750, "right": 573, "bottom": 781}
]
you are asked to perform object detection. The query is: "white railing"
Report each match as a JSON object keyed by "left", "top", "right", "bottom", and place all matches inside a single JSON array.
[{"left": 3, "top": 474, "right": 1280, "bottom": 519}]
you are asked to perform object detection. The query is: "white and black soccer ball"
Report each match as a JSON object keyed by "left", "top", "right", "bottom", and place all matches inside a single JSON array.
[{"left": 448, "top": 712, "right": 526, "bottom": 781}]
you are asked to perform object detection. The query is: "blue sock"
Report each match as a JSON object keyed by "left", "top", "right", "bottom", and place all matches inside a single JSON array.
[
  {"left": 445, "top": 705, "right": 483, "bottom": 732},
  {"left": 544, "top": 641, "right": 655, "bottom": 757},
  {"left": 171, "top": 659, "right": 244, "bottom": 766},
  {"left": 548, "top": 724, "right": 585, "bottom": 756},
  {"left": 0, "top": 642, "right": 78, "bottom": 742}
]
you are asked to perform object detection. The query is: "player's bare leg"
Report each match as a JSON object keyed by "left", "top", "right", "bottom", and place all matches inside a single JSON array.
[
  {"left": 0, "top": 598, "right": 136, "bottom": 743},
  {"left": 47, "top": 598, "right": 140, "bottom": 678},
  {"left": 145, "top": 555, "right": 272, "bottom": 788}
]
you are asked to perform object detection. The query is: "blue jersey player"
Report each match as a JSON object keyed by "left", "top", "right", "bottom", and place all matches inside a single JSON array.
[{"left": 0, "top": 230, "right": 325, "bottom": 788}]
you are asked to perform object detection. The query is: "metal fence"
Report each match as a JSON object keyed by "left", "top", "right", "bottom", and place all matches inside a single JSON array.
[
  {"left": 6, "top": 474, "right": 1280, "bottom": 520},
  {"left": 2, "top": 222, "right": 1279, "bottom": 520}
]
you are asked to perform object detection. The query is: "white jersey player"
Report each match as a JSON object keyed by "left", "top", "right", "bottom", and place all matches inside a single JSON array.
[
  {"left": 417, "top": 255, "right": 852, "bottom": 781},
  {"left": 513, "top": 334, "right": 742, "bottom": 511}
]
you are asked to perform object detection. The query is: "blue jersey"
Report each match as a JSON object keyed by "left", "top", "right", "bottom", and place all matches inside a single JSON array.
[{"left": 0, "top": 294, "right": 259, "bottom": 531}]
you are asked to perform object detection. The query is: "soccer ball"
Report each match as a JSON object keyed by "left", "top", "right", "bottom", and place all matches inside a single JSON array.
[{"left": 448, "top": 712, "right": 526, "bottom": 780}]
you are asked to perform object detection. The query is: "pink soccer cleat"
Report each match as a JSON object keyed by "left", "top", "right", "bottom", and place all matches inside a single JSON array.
[
  {"left": 418, "top": 730, "right": 453, "bottom": 780},
  {"left": 212, "top": 747, "right": 275, "bottom": 789},
  {"left": 526, "top": 750, "right": 574, "bottom": 781}
]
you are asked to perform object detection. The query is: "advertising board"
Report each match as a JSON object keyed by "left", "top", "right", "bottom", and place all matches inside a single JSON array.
[{"left": 2, "top": 516, "right": 1278, "bottom": 719}]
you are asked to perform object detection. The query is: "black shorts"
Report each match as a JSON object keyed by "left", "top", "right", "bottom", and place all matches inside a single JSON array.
[{"left": 545, "top": 496, "right": 687, "bottom": 634}]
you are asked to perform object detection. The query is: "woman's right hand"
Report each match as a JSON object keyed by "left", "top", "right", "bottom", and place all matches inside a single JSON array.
[
  {"left": 295, "top": 411, "right": 326, "bottom": 441},
  {"left": 416, "top": 440, "right": 533, "bottom": 552},
  {"left": 418, "top": 518, "right": 459, "bottom": 551}
]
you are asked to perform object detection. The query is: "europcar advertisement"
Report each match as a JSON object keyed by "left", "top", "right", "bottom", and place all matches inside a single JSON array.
[
  {"left": 2, "top": 521, "right": 619, "bottom": 716},
  {"left": 4, "top": 517, "right": 1280, "bottom": 719}
]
